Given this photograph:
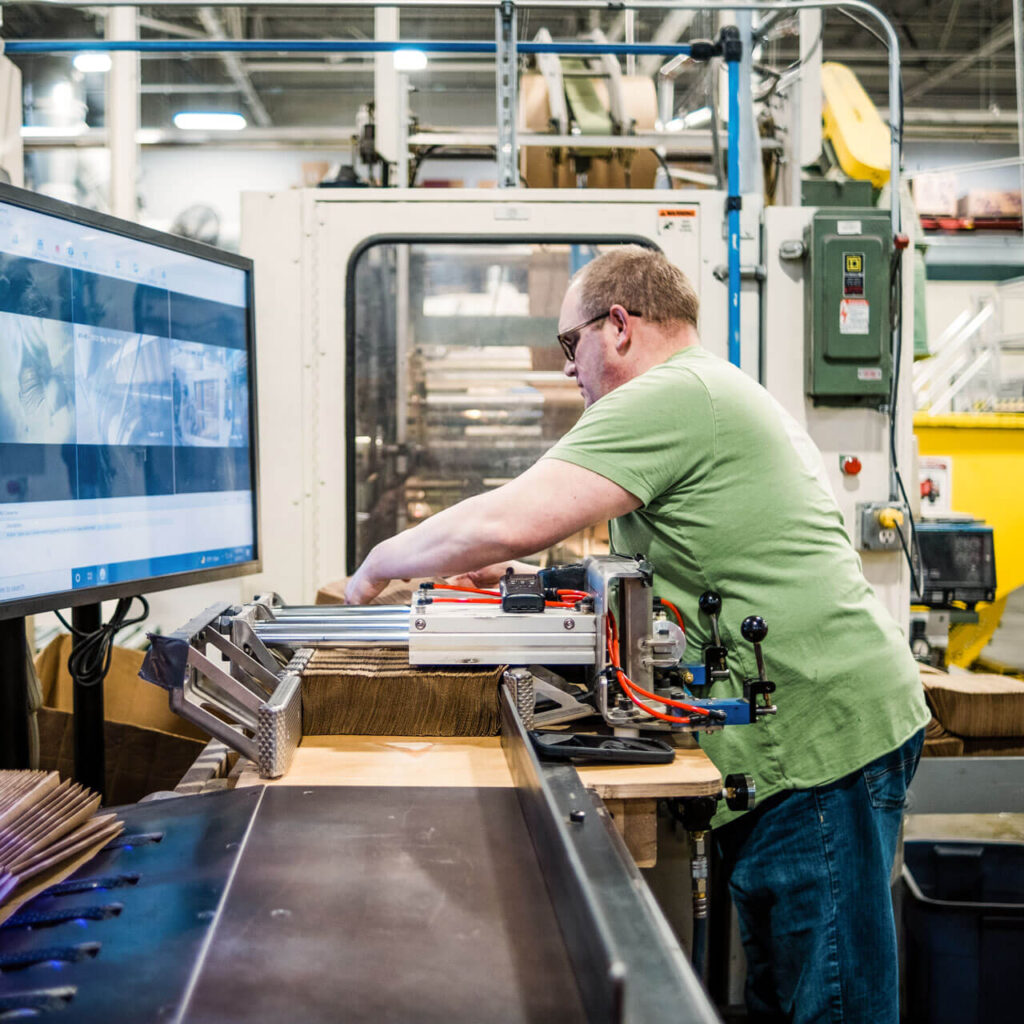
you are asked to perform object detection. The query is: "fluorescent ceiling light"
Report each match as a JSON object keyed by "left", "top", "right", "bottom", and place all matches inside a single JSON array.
[
  {"left": 73, "top": 52, "right": 112, "bottom": 74},
  {"left": 394, "top": 48, "right": 428, "bottom": 72},
  {"left": 21, "top": 124, "right": 88, "bottom": 139},
  {"left": 173, "top": 111, "right": 247, "bottom": 131}
]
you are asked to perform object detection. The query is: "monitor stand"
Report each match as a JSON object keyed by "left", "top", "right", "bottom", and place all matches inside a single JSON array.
[
  {"left": 72, "top": 603, "right": 106, "bottom": 801},
  {"left": 0, "top": 616, "right": 31, "bottom": 769}
]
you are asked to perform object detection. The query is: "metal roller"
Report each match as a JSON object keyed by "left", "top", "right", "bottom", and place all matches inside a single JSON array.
[
  {"left": 269, "top": 605, "right": 410, "bottom": 618},
  {"left": 259, "top": 614, "right": 411, "bottom": 627},
  {"left": 250, "top": 622, "right": 411, "bottom": 648}
]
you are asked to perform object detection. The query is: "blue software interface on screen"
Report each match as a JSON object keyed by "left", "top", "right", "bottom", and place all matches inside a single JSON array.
[{"left": 0, "top": 200, "right": 255, "bottom": 607}]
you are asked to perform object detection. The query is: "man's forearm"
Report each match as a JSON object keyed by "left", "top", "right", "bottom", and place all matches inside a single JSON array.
[
  {"left": 345, "top": 457, "right": 641, "bottom": 603},
  {"left": 362, "top": 490, "right": 529, "bottom": 583}
]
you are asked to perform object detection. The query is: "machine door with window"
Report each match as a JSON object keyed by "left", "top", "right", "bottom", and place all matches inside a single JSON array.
[{"left": 348, "top": 241, "right": 639, "bottom": 570}]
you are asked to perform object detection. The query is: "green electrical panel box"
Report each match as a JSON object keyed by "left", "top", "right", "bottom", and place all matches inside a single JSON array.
[{"left": 804, "top": 208, "right": 893, "bottom": 407}]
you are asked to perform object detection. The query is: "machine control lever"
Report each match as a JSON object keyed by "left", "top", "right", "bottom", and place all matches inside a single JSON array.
[
  {"left": 740, "top": 615, "right": 777, "bottom": 722},
  {"left": 722, "top": 773, "right": 756, "bottom": 812},
  {"left": 698, "top": 591, "right": 729, "bottom": 687}
]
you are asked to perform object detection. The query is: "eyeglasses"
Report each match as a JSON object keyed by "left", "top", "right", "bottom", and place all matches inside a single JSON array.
[{"left": 556, "top": 310, "right": 643, "bottom": 362}]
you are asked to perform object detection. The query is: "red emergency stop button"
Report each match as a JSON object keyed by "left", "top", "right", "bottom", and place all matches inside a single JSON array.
[{"left": 841, "top": 455, "right": 862, "bottom": 476}]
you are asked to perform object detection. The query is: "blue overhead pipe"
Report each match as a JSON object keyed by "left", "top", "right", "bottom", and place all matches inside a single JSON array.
[
  {"left": 723, "top": 27, "right": 742, "bottom": 369},
  {"left": 2, "top": 38, "right": 693, "bottom": 57}
]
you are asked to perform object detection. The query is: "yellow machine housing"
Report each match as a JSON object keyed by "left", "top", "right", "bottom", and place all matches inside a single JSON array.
[
  {"left": 915, "top": 413, "right": 1024, "bottom": 666},
  {"left": 821, "top": 62, "right": 891, "bottom": 189}
]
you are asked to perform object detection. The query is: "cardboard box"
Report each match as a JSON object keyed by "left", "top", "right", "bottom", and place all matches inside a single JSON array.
[
  {"left": 36, "top": 708, "right": 204, "bottom": 806},
  {"left": 34, "top": 635, "right": 206, "bottom": 804},
  {"left": 36, "top": 634, "right": 206, "bottom": 741},
  {"left": 300, "top": 161, "right": 330, "bottom": 187},
  {"left": 912, "top": 172, "right": 959, "bottom": 216},
  {"left": 956, "top": 188, "right": 1022, "bottom": 219}
]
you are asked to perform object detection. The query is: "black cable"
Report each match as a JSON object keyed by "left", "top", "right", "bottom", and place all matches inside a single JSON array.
[
  {"left": 887, "top": 202, "right": 923, "bottom": 602},
  {"left": 651, "top": 147, "right": 675, "bottom": 189},
  {"left": 410, "top": 144, "right": 500, "bottom": 187},
  {"left": 756, "top": 17, "right": 824, "bottom": 102},
  {"left": 409, "top": 143, "right": 439, "bottom": 187},
  {"left": 55, "top": 596, "right": 149, "bottom": 688},
  {"left": 691, "top": 914, "right": 708, "bottom": 973},
  {"left": 832, "top": 1, "right": 916, "bottom": 600},
  {"left": 783, "top": 19, "right": 825, "bottom": 73},
  {"left": 895, "top": 509, "right": 925, "bottom": 601}
]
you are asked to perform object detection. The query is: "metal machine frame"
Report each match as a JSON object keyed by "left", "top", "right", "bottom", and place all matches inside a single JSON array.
[{"left": 141, "top": 555, "right": 775, "bottom": 778}]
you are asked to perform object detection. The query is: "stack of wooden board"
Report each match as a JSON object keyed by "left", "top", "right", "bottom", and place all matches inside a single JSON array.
[{"left": 0, "top": 770, "right": 122, "bottom": 923}]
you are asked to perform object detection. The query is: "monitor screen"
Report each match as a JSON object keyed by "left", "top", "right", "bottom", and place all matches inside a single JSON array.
[{"left": 0, "top": 184, "right": 259, "bottom": 619}]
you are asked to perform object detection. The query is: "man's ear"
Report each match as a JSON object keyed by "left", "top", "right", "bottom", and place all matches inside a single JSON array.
[{"left": 609, "top": 303, "right": 633, "bottom": 353}]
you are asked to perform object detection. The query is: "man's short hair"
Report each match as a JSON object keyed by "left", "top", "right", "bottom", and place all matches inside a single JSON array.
[{"left": 573, "top": 245, "right": 699, "bottom": 328}]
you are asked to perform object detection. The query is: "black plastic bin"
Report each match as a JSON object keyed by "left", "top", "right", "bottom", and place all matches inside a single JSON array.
[{"left": 903, "top": 839, "right": 1024, "bottom": 1024}]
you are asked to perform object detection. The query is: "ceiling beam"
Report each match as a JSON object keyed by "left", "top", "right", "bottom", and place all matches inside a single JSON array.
[
  {"left": 136, "top": 14, "right": 207, "bottom": 39},
  {"left": 904, "top": 17, "right": 1016, "bottom": 103},
  {"left": 196, "top": 7, "right": 272, "bottom": 126},
  {"left": 140, "top": 82, "right": 241, "bottom": 93},
  {"left": 639, "top": 11, "right": 697, "bottom": 77},
  {"left": 937, "top": 0, "right": 963, "bottom": 52}
]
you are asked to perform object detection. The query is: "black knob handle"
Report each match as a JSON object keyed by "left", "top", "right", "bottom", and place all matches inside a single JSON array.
[
  {"left": 698, "top": 591, "right": 722, "bottom": 616},
  {"left": 741, "top": 615, "right": 767, "bottom": 644},
  {"left": 723, "top": 773, "right": 756, "bottom": 812}
]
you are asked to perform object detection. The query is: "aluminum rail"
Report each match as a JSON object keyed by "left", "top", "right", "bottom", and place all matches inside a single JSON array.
[
  {"left": 251, "top": 623, "right": 411, "bottom": 646},
  {"left": 257, "top": 613, "right": 409, "bottom": 626},
  {"left": 268, "top": 604, "right": 410, "bottom": 617}
]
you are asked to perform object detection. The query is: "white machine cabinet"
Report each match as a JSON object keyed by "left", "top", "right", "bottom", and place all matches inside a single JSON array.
[{"left": 240, "top": 188, "right": 912, "bottom": 627}]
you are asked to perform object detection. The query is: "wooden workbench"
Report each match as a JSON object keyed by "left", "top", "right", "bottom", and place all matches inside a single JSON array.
[{"left": 237, "top": 735, "right": 721, "bottom": 867}]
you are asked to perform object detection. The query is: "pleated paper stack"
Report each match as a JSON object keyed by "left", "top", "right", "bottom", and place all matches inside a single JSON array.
[{"left": 0, "top": 770, "right": 122, "bottom": 923}]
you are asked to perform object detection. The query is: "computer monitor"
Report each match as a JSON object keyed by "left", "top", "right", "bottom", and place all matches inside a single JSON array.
[{"left": 0, "top": 183, "right": 260, "bottom": 620}]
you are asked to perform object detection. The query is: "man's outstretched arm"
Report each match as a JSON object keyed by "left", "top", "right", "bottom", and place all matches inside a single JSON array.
[{"left": 344, "top": 458, "right": 641, "bottom": 603}]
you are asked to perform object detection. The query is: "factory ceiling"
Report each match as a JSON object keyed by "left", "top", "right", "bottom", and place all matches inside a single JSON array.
[{"left": 3, "top": 2, "right": 1020, "bottom": 140}]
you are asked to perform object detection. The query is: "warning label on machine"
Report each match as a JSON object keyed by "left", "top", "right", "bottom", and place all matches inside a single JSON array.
[
  {"left": 657, "top": 208, "right": 697, "bottom": 234},
  {"left": 839, "top": 298, "right": 870, "bottom": 334}
]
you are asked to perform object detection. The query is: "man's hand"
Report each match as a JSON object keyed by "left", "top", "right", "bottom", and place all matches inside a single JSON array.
[{"left": 344, "top": 562, "right": 391, "bottom": 605}]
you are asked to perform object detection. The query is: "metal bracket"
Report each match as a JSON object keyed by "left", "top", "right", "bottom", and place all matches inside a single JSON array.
[
  {"left": 713, "top": 262, "right": 765, "bottom": 282},
  {"left": 139, "top": 603, "right": 305, "bottom": 779}
]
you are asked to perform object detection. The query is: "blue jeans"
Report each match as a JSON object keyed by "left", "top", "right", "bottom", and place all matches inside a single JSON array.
[{"left": 714, "top": 729, "right": 925, "bottom": 1024}]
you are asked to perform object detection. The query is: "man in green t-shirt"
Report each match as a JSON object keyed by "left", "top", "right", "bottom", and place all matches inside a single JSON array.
[{"left": 346, "top": 246, "right": 929, "bottom": 1023}]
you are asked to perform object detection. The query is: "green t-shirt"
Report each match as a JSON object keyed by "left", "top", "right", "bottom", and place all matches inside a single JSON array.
[{"left": 543, "top": 346, "right": 929, "bottom": 825}]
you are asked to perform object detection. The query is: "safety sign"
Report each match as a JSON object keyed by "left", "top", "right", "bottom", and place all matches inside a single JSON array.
[{"left": 839, "top": 297, "right": 870, "bottom": 335}]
